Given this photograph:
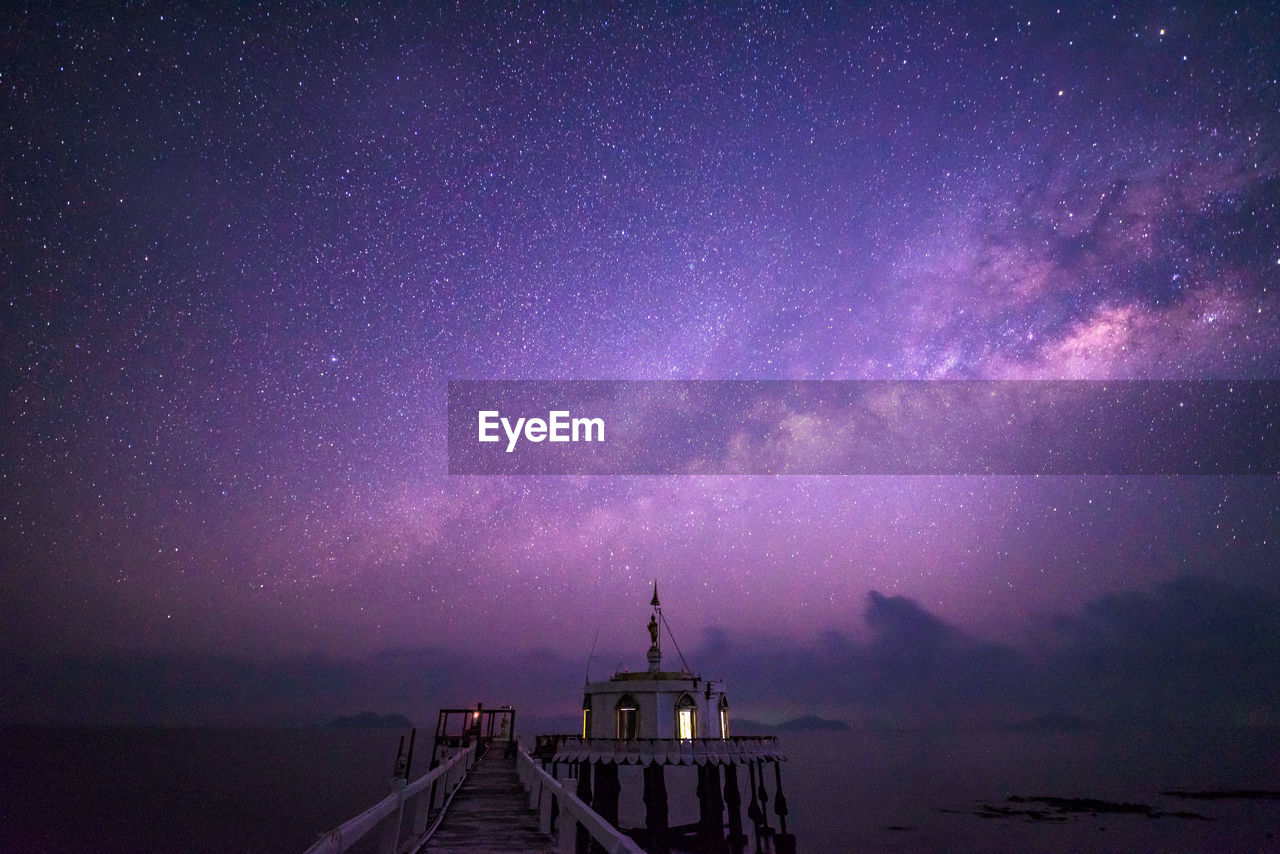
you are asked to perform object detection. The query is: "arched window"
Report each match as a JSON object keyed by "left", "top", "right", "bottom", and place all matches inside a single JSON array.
[
  {"left": 675, "top": 693, "right": 697, "bottom": 740},
  {"left": 718, "top": 694, "right": 730, "bottom": 739},
  {"left": 616, "top": 694, "right": 638, "bottom": 740},
  {"left": 582, "top": 694, "right": 592, "bottom": 738}
]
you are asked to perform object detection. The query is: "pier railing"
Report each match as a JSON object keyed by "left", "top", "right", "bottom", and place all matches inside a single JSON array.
[
  {"left": 516, "top": 746, "right": 645, "bottom": 854},
  {"left": 302, "top": 742, "right": 476, "bottom": 854},
  {"left": 534, "top": 734, "right": 785, "bottom": 765}
]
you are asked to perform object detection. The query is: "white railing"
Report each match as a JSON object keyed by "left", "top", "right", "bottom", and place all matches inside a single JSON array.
[
  {"left": 302, "top": 743, "right": 476, "bottom": 854},
  {"left": 515, "top": 747, "right": 645, "bottom": 854},
  {"left": 544, "top": 735, "right": 784, "bottom": 765}
]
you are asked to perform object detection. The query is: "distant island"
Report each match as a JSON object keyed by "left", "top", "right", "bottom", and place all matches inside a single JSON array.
[
  {"left": 326, "top": 712, "right": 414, "bottom": 729},
  {"left": 732, "top": 713, "right": 1093, "bottom": 734},
  {"left": 735, "top": 715, "right": 851, "bottom": 734}
]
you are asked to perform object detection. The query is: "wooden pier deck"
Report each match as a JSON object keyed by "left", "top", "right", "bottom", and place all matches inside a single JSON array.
[{"left": 421, "top": 751, "right": 557, "bottom": 853}]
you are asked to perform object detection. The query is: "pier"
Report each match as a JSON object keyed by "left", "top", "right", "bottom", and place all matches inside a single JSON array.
[
  {"left": 421, "top": 752, "right": 554, "bottom": 853},
  {"left": 302, "top": 706, "right": 643, "bottom": 854}
]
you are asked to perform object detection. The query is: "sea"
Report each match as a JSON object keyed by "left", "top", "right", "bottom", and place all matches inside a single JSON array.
[{"left": 2, "top": 725, "right": 1278, "bottom": 853}]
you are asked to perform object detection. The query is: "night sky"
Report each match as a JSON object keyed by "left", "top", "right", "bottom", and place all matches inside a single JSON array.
[{"left": 4, "top": 2, "right": 1280, "bottom": 727}]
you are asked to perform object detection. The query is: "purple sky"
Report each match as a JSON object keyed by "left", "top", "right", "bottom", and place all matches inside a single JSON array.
[{"left": 4, "top": 2, "right": 1279, "bottom": 726}]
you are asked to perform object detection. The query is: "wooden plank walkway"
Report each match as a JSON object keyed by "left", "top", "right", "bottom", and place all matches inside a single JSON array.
[{"left": 421, "top": 751, "right": 557, "bottom": 853}]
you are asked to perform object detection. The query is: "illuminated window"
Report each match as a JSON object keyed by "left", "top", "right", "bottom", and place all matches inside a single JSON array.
[
  {"left": 676, "top": 693, "right": 697, "bottom": 740},
  {"left": 616, "top": 695, "right": 638, "bottom": 740},
  {"left": 582, "top": 695, "right": 592, "bottom": 738},
  {"left": 718, "top": 695, "right": 730, "bottom": 739}
]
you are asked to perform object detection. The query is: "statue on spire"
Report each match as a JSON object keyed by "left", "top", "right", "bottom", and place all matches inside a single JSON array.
[
  {"left": 646, "top": 580, "right": 663, "bottom": 673},
  {"left": 647, "top": 580, "right": 661, "bottom": 650}
]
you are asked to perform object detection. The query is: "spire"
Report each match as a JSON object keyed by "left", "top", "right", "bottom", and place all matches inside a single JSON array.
[{"left": 651, "top": 580, "right": 661, "bottom": 609}]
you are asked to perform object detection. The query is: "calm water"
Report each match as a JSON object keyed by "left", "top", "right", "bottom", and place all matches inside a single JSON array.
[
  {"left": 2, "top": 726, "right": 1278, "bottom": 852},
  {"left": 782, "top": 727, "right": 1280, "bottom": 853},
  {"left": 0, "top": 726, "right": 404, "bottom": 854}
]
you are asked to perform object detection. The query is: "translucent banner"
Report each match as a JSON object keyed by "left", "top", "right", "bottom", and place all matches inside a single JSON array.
[{"left": 446, "top": 380, "right": 1280, "bottom": 475}]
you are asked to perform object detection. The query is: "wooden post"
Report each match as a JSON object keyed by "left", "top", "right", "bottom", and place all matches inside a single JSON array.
[
  {"left": 404, "top": 728, "right": 417, "bottom": 777},
  {"left": 724, "top": 762, "right": 745, "bottom": 851},
  {"left": 772, "top": 761, "right": 788, "bottom": 835},
  {"left": 746, "top": 760, "right": 762, "bottom": 852},
  {"left": 588, "top": 761, "right": 620, "bottom": 854},
  {"left": 550, "top": 762, "right": 562, "bottom": 837},
  {"left": 696, "top": 764, "right": 710, "bottom": 849},
  {"left": 593, "top": 761, "right": 621, "bottom": 827},
  {"left": 697, "top": 763, "right": 725, "bottom": 850},
  {"left": 773, "top": 761, "right": 795, "bottom": 854},
  {"left": 752, "top": 759, "right": 773, "bottom": 851},
  {"left": 712, "top": 763, "right": 728, "bottom": 850},
  {"left": 427, "top": 709, "right": 448, "bottom": 814},
  {"left": 575, "top": 760, "right": 592, "bottom": 854},
  {"left": 643, "top": 761, "right": 669, "bottom": 852}
]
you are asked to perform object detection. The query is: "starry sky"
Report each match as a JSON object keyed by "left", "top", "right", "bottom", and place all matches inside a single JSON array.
[{"left": 4, "top": 2, "right": 1280, "bottom": 726}]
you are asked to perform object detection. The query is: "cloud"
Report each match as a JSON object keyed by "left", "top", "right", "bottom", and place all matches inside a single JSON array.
[
  {"left": 697, "top": 578, "right": 1280, "bottom": 729},
  {"left": 1043, "top": 577, "right": 1280, "bottom": 725},
  {"left": 6, "top": 577, "right": 1278, "bottom": 730},
  {"left": 694, "top": 590, "right": 1030, "bottom": 726}
]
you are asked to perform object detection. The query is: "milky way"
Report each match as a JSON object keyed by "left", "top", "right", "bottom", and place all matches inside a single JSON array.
[{"left": 4, "top": 3, "right": 1279, "bottom": 722}]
